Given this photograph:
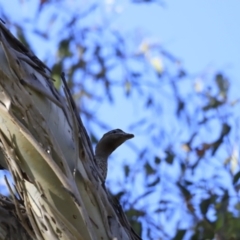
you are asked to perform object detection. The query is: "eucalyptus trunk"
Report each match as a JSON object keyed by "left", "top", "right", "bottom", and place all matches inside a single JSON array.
[{"left": 0, "top": 21, "right": 140, "bottom": 240}]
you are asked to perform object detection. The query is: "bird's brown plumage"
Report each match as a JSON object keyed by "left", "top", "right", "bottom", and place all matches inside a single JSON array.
[{"left": 95, "top": 129, "right": 134, "bottom": 181}]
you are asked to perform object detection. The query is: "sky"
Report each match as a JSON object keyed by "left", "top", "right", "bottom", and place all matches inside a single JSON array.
[
  {"left": 81, "top": 0, "right": 240, "bottom": 128},
  {"left": 1, "top": 0, "right": 239, "bottom": 125},
  {"left": 121, "top": 0, "right": 240, "bottom": 73},
  {"left": 114, "top": 0, "right": 240, "bottom": 95},
  {"left": 95, "top": 0, "right": 240, "bottom": 181},
  {"left": 0, "top": 0, "right": 240, "bottom": 238}
]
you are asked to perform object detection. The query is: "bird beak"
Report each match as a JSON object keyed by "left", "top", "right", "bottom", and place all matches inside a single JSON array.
[{"left": 125, "top": 133, "right": 134, "bottom": 139}]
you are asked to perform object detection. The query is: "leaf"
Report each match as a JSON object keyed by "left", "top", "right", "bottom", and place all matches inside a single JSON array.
[
  {"left": 154, "top": 156, "right": 161, "bottom": 164},
  {"left": 130, "top": 219, "right": 142, "bottom": 237},
  {"left": 58, "top": 38, "right": 72, "bottom": 57},
  {"left": 173, "top": 229, "right": 186, "bottom": 240},
  {"left": 150, "top": 56, "right": 164, "bottom": 75},
  {"left": 181, "top": 143, "right": 191, "bottom": 152},
  {"left": 215, "top": 73, "right": 229, "bottom": 99},
  {"left": 129, "top": 118, "right": 147, "bottom": 130},
  {"left": 184, "top": 180, "right": 193, "bottom": 186},
  {"left": 131, "top": 190, "right": 154, "bottom": 208},
  {"left": 147, "top": 176, "right": 160, "bottom": 187},
  {"left": 126, "top": 208, "right": 145, "bottom": 218},
  {"left": 196, "top": 143, "right": 212, "bottom": 157},
  {"left": 165, "top": 150, "right": 175, "bottom": 164},
  {"left": 200, "top": 198, "right": 212, "bottom": 216},
  {"left": 202, "top": 97, "right": 224, "bottom": 111},
  {"left": 131, "top": 72, "right": 142, "bottom": 78},
  {"left": 178, "top": 69, "right": 186, "bottom": 78},
  {"left": 212, "top": 123, "right": 231, "bottom": 155},
  {"left": 220, "top": 123, "right": 231, "bottom": 138},
  {"left": 95, "top": 67, "right": 107, "bottom": 80},
  {"left": 90, "top": 133, "right": 98, "bottom": 145},
  {"left": 176, "top": 99, "right": 184, "bottom": 116},
  {"left": 124, "top": 80, "right": 132, "bottom": 96},
  {"left": 139, "top": 148, "right": 148, "bottom": 159},
  {"left": 124, "top": 164, "right": 130, "bottom": 178},
  {"left": 233, "top": 171, "right": 240, "bottom": 184},
  {"left": 154, "top": 207, "right": 167, "bottom": 213},
  {"left": 215, "top": 213, "right": 224, "bottom": 231},
  {"left": 33, "top": 29, "right": 49, "bottom": 39},
  {"left": 144, "top": 162, "right": 156, "bottom": 175},
  {"left": 51, "top": 62, "right": 63, "bottom": 89},
  {"left": 115, "top": 47, "right": 123, "bottom": 58},
  {"left": 211, "top": 140, "right": 222, "bottom": 156},
  {"left": 16, "top": 25, "right": 31, "bottom": 50},
  {"left": 114, "top": 191, "right": 125, "bottom": 200},
  {"left": 145, "top": 96, "right": 153, "bottom": 107},
  {"left": 177, "top": 183, "right": 191, "bottom": 199},
  {"left": 38, "top": 0, "right": 49, "bottom": 13}
]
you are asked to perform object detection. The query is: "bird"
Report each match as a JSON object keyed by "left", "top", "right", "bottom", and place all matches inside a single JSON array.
[{"left": 95, "top": 129, "right": 134, "bottom": 181}]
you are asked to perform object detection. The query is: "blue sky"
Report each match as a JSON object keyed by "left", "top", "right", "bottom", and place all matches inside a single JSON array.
[
  {"left": 82, "top": 0, "right": 240, "bottom": 124},
  {"left": 2, "top": 0, "right": 239, "bottom": 102},
  {"left": 120, "top": 0, "right": 240, "bottom": 73},
  {"left": 95, "top": 0, "right": 240, "bottom": 179},
  {"left": 3, "top": 0, "right": 239, "bottom": 75},
  {"left": 112, "top": 0, "right": 240, "bottom": 102}
]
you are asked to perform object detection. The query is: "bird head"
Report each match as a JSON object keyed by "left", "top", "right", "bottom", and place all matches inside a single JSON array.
[{"left": 95, "top": 129, "right": 134, "bottom": 158}]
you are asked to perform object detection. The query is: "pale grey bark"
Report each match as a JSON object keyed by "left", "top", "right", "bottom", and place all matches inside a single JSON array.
[
  {"left": 0, "top": 194, "right": 34, "bottom": 240},
  {"left": 0, "top": 21, "right": 141, "bottom": 240}
]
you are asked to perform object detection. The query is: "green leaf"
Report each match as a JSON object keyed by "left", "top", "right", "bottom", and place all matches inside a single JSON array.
[
  {"left": 124, "top": 164, "right": 130, "bottom": 178},
  {"left": 147, "top": 176, "right": 160, "bottom": 187},
  {"left": 144, "top": 162, "right": 156, "bottom": 175},
  {"left": 130, "top": 219, "right": 142, "bottom": 237},
  {"left": 215, "top": 73, "right": 229, "bottom": 98},
  {"left": 51, "top": 62, "right": 63, "bottom": 89},
  {"left": 90, "top": 133, "right": 98, "bottom": 145},
  {"left": 173, "top": 229, "right": 186, "bottom": 240},
  {"left": 154, "top": 156, "right": 161, "bottom": 164},
  {"left": 58, "top": 38, "right": 72, "bottom": 57},
  {"left": 233, "top": 171, "right": 240, "bottom": 184},
  {"left": 114, "top": 191, "right": 125, "bottom": 200},
  {"left": 126, "top": 208, "right": 145, "bottom": 218},
  {"left": 165, "top": 150, "right": 175, "bottom": 164},
  {"left": 177, "top": 182, "right": 191, "bottom": 199},
  {"left": 220, "top": 123, "right": 231, "bottom": 138},
  {"left": 202, "top": 97, "right": 223, "bottom": 111},
  {"left": 16, "top": 25, "right": 31, "bottom": 49},
  {"left": 200, "top": 198, "right": 212, "bottom": 216}
]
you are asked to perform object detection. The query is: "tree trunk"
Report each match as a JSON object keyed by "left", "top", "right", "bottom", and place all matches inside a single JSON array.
[{"left": 0, "top": 20, "right": 141, "bottom": 240}]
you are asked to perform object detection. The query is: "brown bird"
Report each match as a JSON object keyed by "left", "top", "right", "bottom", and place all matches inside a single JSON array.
[{"left": 95, "top": 129, "right": 134, "bottom": 181}]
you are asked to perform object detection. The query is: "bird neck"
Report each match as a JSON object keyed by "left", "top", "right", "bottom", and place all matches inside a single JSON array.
[
  {"left": 95, "top": 135, "right": 119, "bottom": 159},
  {"left": 95, "top": 142, "right": 112, "bottom": 161}
]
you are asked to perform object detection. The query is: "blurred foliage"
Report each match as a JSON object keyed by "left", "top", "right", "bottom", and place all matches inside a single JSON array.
[{"left": 1, "top": 0, "right": 240, "bottom": 239}]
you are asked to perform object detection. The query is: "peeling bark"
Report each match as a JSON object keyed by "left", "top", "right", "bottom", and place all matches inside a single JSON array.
[{"left": 0, "top": 21, "right": 141, "bottom": 240}]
